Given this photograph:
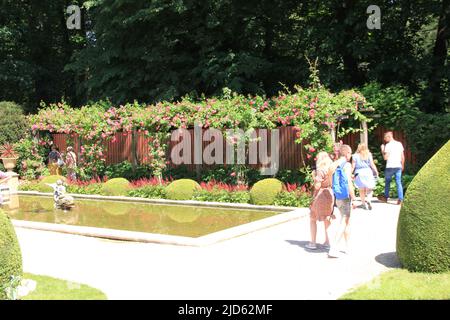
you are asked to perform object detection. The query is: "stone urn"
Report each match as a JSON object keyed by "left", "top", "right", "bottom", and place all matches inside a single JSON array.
[{"left": 2, "top": 157, "right": 18, "bottom": 172}]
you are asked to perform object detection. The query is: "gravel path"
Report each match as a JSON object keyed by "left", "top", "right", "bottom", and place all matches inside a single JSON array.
[{"left": 15, "top": 201, "right": 401, "bottom": 300}]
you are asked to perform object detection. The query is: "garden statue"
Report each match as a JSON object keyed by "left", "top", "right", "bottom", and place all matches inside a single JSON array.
[{"left": 46, "top": 179, "right": 75, "bottom": 210}]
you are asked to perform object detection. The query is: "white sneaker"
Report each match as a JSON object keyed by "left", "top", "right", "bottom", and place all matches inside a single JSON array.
[{"left": 305, "top": 242, "right": 317, "bottom": 250}]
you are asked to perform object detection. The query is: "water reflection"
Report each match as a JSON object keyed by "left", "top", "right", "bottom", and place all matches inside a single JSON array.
[{"left": 3, "top": 196, "right": 276, "bottom": 238}]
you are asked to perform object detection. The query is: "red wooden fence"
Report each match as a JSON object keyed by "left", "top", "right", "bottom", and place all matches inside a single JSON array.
[{"left": 50, "top": 126, "right": 415, "bottom": 171}]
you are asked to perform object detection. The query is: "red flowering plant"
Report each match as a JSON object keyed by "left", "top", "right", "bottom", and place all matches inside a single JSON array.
[
  {"left": 199, "top": 180, "right": 249, "bottom": 192},
  {"left": 130, "top": 177, "right": 171, "bottom": 188}
]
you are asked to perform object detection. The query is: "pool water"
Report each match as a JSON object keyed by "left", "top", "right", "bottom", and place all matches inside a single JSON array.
[{"left": 3, "top": 195, "right": 277, "bottom": 237}]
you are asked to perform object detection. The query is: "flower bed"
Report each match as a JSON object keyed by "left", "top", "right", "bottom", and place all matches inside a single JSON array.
[{"left": 19, "top": 177, "right": 311, "bottom": 208}]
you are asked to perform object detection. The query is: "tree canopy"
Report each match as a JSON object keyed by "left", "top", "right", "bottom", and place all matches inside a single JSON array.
[{"left": 0, "top": 0, "right": 448, "bottom": 113}]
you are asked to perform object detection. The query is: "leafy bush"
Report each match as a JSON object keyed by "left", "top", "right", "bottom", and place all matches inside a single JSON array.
[
  {"left": 362, "top": 82, "right": 450, "bottom": 171},
  {"left": 373, "top": 175, "right": 415, "bottom": 197},
  {"left": 192, "top": 189, "right": 250, "bottom": 204},
  {"left": 404, "top": 112, "right": 450, "bottom": 170},
  {"left": 249, "top": 178, "right": 283, "bottom": 205},
  {"left": 397, "top": 140, "right": 450, "bottom": 273},
  {"left": 101, "top": 178, "right": 131, "bottom": 196},
  {"left": 162, "top": 165, "right": 196, "bottom": 180},
  {"left": 37, "top": 175, "right": 67, "bottom": 193},
  {"left": 165, "top": 179, "right": 200, "bottom": 200},
  {"left": 273, "top": 191, "right": 311, "bottom": 207},
  {"left": 360, "top": 83, "right": 420, "bottom": 130},
  {"left": 14, "top": 137, "right": 50, "bottom": 180},
  {"left": 275, "top": 169, "right": 309, "bottom": 185},
  {"left": 0, "top": 102, "right": 28, "bottom": 146},
  {"left": 67, "top": 183, "right": 104, "bottom": 195},
  {"left": 200, "top": 165, "right": 269, "bottom": 186},
  {"left": 0, "top": 210, "right": 23, "bottom": 300},
  {"left": 18, "top": 180, "right": 40, "bottom": 191},
  {"left": 200, "top": 166, "right": 240, "bottom": 185},
  {"left": 102, "top": 161, "right": 153, "bottom": 180},
  {"left": 127, "top": 185, "right": 166, "bottom": 199}
]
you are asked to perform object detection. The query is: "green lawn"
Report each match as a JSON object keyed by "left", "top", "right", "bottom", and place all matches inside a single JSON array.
[
  {"left": 341, "top": 269, "right": 450, "bottom": 300},
  {"left": 22, "top": 273, "right": 107, "bottom": 300}
]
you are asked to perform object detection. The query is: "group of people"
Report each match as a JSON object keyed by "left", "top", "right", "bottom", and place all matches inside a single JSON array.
[
  {"left": 307, "top": 131, "right": 405, "bottom": 258},
  {"left": 47, "top": 145, "right": 77, "bottom": 180}
]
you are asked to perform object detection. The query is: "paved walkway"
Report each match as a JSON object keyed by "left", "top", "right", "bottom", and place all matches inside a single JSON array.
[{"left": 15, "top": 201, "right": 401, "bottom": 300}]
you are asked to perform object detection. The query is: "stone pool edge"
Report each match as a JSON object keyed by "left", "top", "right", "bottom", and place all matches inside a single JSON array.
[
  {"left": 17, "top": 191, "right": 292, "bottom": 212},
  {"left": 13, "top": 191, "right": 309, "bottom": 246}
]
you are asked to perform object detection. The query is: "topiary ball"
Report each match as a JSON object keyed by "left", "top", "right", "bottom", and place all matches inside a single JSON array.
[
  {"left": 0, "top": 210, "right": 23, "bottom": 300},
  {"left": 250, "top": 178, "right": 283, "bottom": 205},
  {"left": 37, "top": 175, "right": 67, "bottom": 193},
  {"left": 101, "top": 178, "right": 131, "bottom": 196},
  {"left": 397, "top": 140, "right": 450, "bottom": 273},
  {"left": 165, "top": 179, "right": 200, "bottom": 201}
]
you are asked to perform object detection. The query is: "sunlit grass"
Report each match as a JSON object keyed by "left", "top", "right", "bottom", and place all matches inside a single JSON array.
[
  {"left": 22, "top": 273, "right": 107, "bottom": 300},
  {"left": 341, "top": 269, "right": 450, "bottom": 300}
]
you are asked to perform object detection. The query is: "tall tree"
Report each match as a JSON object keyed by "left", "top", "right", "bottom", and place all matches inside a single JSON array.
[{"left": 428, "top": 0, "right": 450, "bottom": 112}]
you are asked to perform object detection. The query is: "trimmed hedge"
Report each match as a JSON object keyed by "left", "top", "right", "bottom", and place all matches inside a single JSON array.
[
  {"left": 165, "top": 179, "right": 200, "bottom": 200},
  {"left": 249, "top": 178, "right": 283, "bottom": 205},
  {"left": 397, "top": 140, "right": 450, "bottom": 273},
  {"left": 0, "top": 101, "right": 28, "bottom": 146},
  {"left": 101, "top": 178, "right": 131, "bottom": 196},
  {"left": 0, "top": 210, "right": 23, "bottom": 300},
  {"left": 37, "top": 175, "right": 67, "bottom": 193}
]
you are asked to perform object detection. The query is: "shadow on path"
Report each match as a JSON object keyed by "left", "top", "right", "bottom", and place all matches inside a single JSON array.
[
  {"left": 375, "top": 252, "right": 401, "bottom": 268},
  {"left": 285, "top": 240, "right": 329, "bottom": 253}
]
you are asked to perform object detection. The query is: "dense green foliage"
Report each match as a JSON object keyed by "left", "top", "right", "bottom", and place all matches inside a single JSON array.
[
  {"left": 397, "top": 140, "right": 450, "bottom": 273},
  {"left": 361, "top": 83, "right": 450, "bottom": 170},
  {"left": 372, "top": 175, "right": 415, "bottom": 198},
  {"left": 19, "top": 177, "right": 311, "bottom": 207},
  {"left": 0, "top": 1, "right": 86, "bottom": 111},
  {"left": 127, "top": 185, "right": 166, "bottom": 199},
  {"left": 192, "top": 189, "right": 250, "bottom": 204},
  {"left": 102, "top": 161, "right": 153, "bottom": 180},
  {"left": 249, "top": 178, "right": 283, "bottom": 205},
  {"left": 1, "top": 1, "right": 448, "bottom": 114},
  {"left": 165, "top": 179, "right": 201, "bottom": 200},
  {"left": 13, "top": 137, "right": 51, "bottom": 180},
  {"left": 101, "top": 178, "right": 131, "bottom": 196},
  {"left": 0, "top": 210, "right": 23, "bottom": 300},
  {"left": 0, "top": 102, "right": 28, "bottom": 146},
  {"left": 273, "top": 191, "right": 311, "bottom": 208}
]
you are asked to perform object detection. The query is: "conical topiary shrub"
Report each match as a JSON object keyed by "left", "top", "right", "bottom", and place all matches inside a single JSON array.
[
  {"left": 397, "top": 140, "right": 450, "bottom": 273},
  {"left": 0, "top": 210, "right": 23, "bottom": 300}
]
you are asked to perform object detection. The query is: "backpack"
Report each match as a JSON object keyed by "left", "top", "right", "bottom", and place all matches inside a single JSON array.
[{"left": 332, "top": 162, "right": 350, "bottom": 200}]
